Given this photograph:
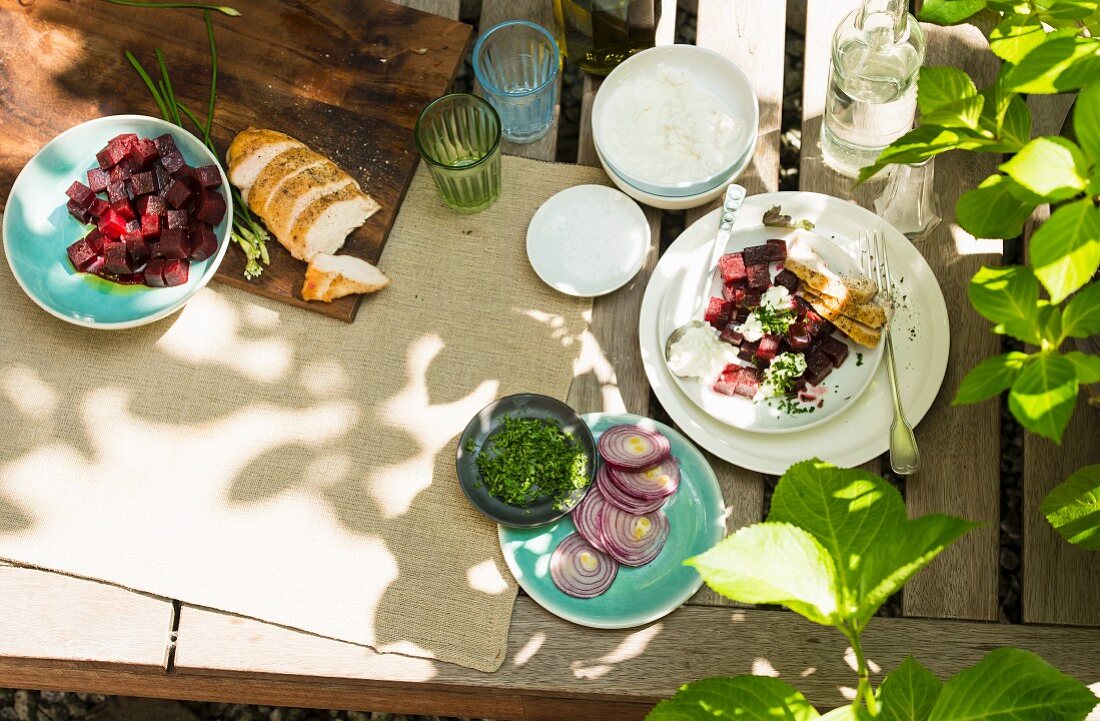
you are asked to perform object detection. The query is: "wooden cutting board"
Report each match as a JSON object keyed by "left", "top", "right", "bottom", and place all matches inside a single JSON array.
[{"left": 0, "top": 0, "right": 472, "bottom": 322}]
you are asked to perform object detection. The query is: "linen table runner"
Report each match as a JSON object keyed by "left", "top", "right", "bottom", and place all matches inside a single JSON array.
[{"left": 0, "top": 156, "right": 609, "bottom": 672}]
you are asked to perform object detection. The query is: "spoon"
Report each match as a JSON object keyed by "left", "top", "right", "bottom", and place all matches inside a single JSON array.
[{"left": 664, "top": 184, "right": 747, "bottom": 363}]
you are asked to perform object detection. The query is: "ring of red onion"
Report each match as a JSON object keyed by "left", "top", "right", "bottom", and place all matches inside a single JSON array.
[
  {"left": 597, "top": 424, "right": 671, "bottom": 470},
  {"left": 596, "top": 464, "right": 668, "bottom": 514},
  {"left": 597, "top": 505, "right": 670, "bottom": 567},
  {"left": 550, "top": 533, "right": 618, "bottom": 598},
  {"left": 606, "top": 457, "right": 680, "bottom": 501},
  {"left": 572, "top": 484, "right": 611, "bottom": 551}
]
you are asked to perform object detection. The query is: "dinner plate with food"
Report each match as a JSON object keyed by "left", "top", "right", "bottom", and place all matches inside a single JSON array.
[
  {"left": 639, "top": 191, "right": 950, "bottom": 473},
  {"left": 662, "top": 226, "right": 887, "bottom": 432},
  {"left": 497, "top": 413, "right": 726, "bottom": 629}
]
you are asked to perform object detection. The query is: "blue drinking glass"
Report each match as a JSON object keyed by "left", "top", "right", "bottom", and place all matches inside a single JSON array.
[{"left": 472, "top": 20, "right": 561, "bottom": 144}]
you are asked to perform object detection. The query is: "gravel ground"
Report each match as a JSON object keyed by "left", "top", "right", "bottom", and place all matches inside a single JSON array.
[{"left": 0, "top": 2, "right": 1025, "bottom": 718}]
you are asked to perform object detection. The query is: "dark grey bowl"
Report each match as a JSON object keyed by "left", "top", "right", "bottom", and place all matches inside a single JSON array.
[{"left": 456, "top": 393, "right": 597, "bottom": 528}]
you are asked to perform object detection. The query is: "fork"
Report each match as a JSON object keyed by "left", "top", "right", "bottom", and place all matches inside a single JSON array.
[{"left": 862, "top": 230, "right": 921, "bottom": 475}]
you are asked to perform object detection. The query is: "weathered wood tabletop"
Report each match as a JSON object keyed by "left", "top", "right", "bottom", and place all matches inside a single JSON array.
[{"left": 0, "top": 0, "right": 1097, "bottom": 718}]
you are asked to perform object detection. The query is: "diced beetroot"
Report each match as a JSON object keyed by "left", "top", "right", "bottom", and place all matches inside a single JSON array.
[
  {"left": 774, "top": 268, "right": 800, "bottom": 293},
  {"left": 735, "top": 367, "right": 763, "bottom": 397},
  {"left": 746, "top": 263, "right": 771, "bottom": 290},
  {"left": 195, "top": 164, "right": 222, "bottom": 189},
  {"left": 723, "top": 284, "right": 746, "bottom": 306},
  {"left": 743, "top": 244, "right": 770, "bottom": 267},
  {"left": 107, "top": 180, "right": 128, "bottom": 204},
  {"left": 189, "top": 223, "right": 218, "bottom": 261},
  {"left": 164, "top": 179, "right": 194, "bottom": 209},
  {"left": 66, "top": 180, "right": 95, "bottom": 208},
  {"left": 88, "top": 197, "right": 110, "bottom": 219},
  {"left": 803, "top": 309, "right": 827, "bottom": 337},
  {"left": 165, "top": 208, "right": 189, "bottom": 230},
  {"left": 766, "top": 239, "right": 788, "bottom": 261},
  {"left": 125, "top": 218, "right": 140, "bottom": 234},
  {"left": 738, "top": 340, "right": 759, "bottom": 363},
  {"left": 67, "top": 199, "right": 92, "bottom": 224},
  {"left": 103, "top": 241, "right": 131, "bottom": 274},
  {"left": 143, "top": 258, "right": 168, "bottom": 287},
  {"left": 110, "top": 198, "right": 135, "bottom": 221},
  {"left": 804, "top": 350, "right": 834, "bottom": 386},
  {"left": 159, "top": 149, "right": 186, "bottom": 174},
  {"left": 704, "top": 297, "right": 732, "bottom": 329},
  {"left": 87, "top": 168, "right": 110, "bottom": 193},
  {"left": 83, "top": 228, "right": 105, "bottom": 254},
  {"left": 97, "top": 209, "right": 127, "bottom": 239},
  {"left": 713, "top": 364, "right": 742, "bottom": 397},
  {"left": 131, "top": 138, "right": 160, "bottom": 168},
  {"left": 818, "top": 320, "right": 836, "bottom": 338},
  {"left": 66, "top": 238, "right": 99, "bottom": 272},
  {"left": 718, "top": 252, "right": 747, "bottom": 283},
  {"left": 96, "top": 142, "right": 128, "bottom": 169},
  {"left": 109, "top": 163, "right": 132, "bottom": 185},
  {"left": 152, "top": 228, "right": 190, "bottom": 259},
  {"left": 172, "top": 164, "right": 202, "bottom": 191},
  {"left": 108, "top": 133, "right": 138, "bottom": 151},
  {"left": 734, "top": 306, "right": 751, "bottom": 323},
  {"left": 193, "top": 190, "right": 226, "bottom": 225},
  {"left": 161, "top": 258, "right": 190, "bottom": 287},
  {"left": 787, "top": 322, "right": 813, "bottom": 350},
  {"left": 154, "top": 164, "right": 171, "bottom": 192},
  {"left": 153, "top": 133, "right": 177, "bottom": 157},
  {"left": 818, "top": 336, "right": 850, "bottom": 367},
  {"left": 114, "top": 272, "right": 147, "bottom": 285},
  {"left": 756, "top": 334, "right": 781, "bottom": 363},
  {"left": 123, "top": 231, "right": 150, "bottom": 266},
  {"left": 743, "top": 290, "right": 762, "bottom": 308},
  {"left": 129, "top": 171, "right": 156, "bottom": 197},
  {"left": 719, "top": 322, "right": 743, "bottom": 345},
  {"left": 135, "top": 195, "right": 166, "bottom": 216},
  {"left": 140, "top": 213, "right": 161, "bottom": 240}
]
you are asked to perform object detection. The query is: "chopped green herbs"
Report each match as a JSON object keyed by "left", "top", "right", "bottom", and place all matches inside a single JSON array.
[
  {"left": 856, "top": 352, "right": 864, "bottom": 367},
  {"left": 777, "top": 397, "right": 816, "bottom": 415},
  {"left": 756, "top": 303, "right": 796, "bottom": 335},
  {"left": 759, "top": 352, "right": 807, "bottom": 402},
  {"left": 473, "top": 417, "right": 589, "bottom": 510}
]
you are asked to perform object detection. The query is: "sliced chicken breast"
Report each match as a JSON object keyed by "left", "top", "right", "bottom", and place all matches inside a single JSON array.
[
  {"left": 226, "top": 128, "right": 306, "bottom": 195},
  {"left": 285, "top": 185, "right": 381, "bottom": 261},
  {"left": 302, "top": 253, "right": 390, "bottom": 302},
  {"left": 247, "top": 147, "right": 327, "bottom": 216},
  {"left": 261, "top": 163, "right": 355, "bottom": 238}
]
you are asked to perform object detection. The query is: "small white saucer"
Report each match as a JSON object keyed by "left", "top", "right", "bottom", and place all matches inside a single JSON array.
[{"left": 526, "top": 185, "right": 650, "bottom": 297}]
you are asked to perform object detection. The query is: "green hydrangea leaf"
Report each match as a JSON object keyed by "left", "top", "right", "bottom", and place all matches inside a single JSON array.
[
  {"left": 1008, "top": 353, "right": 1079, "bottom": 442},
  {"left": 1075, "top": 81, "right": 1100, "bottom": 164},
  {"left": 998, "top": 94, "right": 1032, "bottom": 150},
  {"left": 646, "top": 677, "right": 820, "bottom": 721},
  {"left": 1036, "top": 0, "right": 1100, "bottom": 21},
  {"left": 918, "top": 0, "right": 988, "bottom": 24},
  {"left": 967, "top": 265, "right": 1040, "bottom": 329},
  {"left": 687, "top": 522, "right": 839, "bottom": 626},
  {"left": 954, "top": 352, "right": 1030, "bottom": 404},
  {"left": 1041, "top": 464, "right": 1100, "bottom": 549},
  {"left": 918, "top": 67, "right": 984, "bottom": 129},
  {"left": 1002, "top": 36, "right": 1100, "bottom": 93},
  {"left": 999, "top": 136, "right": 1089, "bottom": 200},
  {"left": 1063, "top": 282, "right": 1100, "bottom": 338},
  {"left": 955, "top": 174, "right": 1038, "bottom": 240},
  {"left": 767, "top": 460, "right": 975, "bottom": 626},
  {"left": 928, "top": 648, "right": 1098, "bottom": 721},
  {"left": 878, "top": 657, "right": 942, "bottom": 721},
  {"left": 1065, "top": 350, "right": 1100, "bottom": 383},
  {"left": 858, "top": 125, "right": 987, "bottom": 183},
  {"left": 1030, "top": 199, "right": 1100, "bottom": 304},
  {"left": 989, "top": 17, "right": 1050, "bottom": 63}
]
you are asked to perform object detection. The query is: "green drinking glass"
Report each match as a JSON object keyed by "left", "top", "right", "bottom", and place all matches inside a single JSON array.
[{"left": 414, "top": 93, "right": 503, "bottom": 213}]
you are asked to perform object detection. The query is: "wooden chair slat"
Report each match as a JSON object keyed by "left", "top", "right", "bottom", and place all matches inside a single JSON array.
[
  {"left": 169, "top": 597, "right": 1100, "bottom": 716},
  {"left": 391, "top": 0, "right": 460, "bottom": 19},
  {"left": 0, "top": 565, "right": 173, "bottom": 670}
]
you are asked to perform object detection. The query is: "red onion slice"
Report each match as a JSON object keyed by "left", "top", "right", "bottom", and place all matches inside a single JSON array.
[
  {"left": 596, "top": 464, "right": 668, "bottom": 514},
  {"left": 550, "top": 533, "right": 618, "bottom": 598},
  {"left": 597, "top": 505, "right": 670, "bottom": 567},
  {"left": 572, "top": 485, "right": 610, "bottom": 551},
  {"left": 597, "top": 424, "right": 672, "bottom": 470},
  {"left": 607, "top": 457, "right": 681, "bottom": 501}
]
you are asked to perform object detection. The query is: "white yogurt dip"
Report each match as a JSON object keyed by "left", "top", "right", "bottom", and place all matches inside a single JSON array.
[{"left": 667, "top": 323, "right": 737, "bottom": 379}]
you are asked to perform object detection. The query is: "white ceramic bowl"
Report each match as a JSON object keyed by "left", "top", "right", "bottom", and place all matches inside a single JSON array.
[
  {"left": 592, "top": 44, "right": 759, "bottom": 197},
  {"left": 595, "top": 137, "right": 756, "bottom": 210}
]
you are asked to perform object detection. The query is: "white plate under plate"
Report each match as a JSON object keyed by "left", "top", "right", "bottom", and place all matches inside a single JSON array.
[
  {"left": 663, "top": 226, "right": 886, "bottom": 433},
  {"left": 639, "top": 191, "right": 950, "bottom": 474},
  {"left": 526, "top": 184, "right": 649, "bottom": 297}
]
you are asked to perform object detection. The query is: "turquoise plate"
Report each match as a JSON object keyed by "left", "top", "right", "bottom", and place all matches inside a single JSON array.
[
  {"left": 499, "top": 412, "right": 727, "bottom": 628},
  {"left": 3, "top": 115, "right": 232, "bottom": 329}
]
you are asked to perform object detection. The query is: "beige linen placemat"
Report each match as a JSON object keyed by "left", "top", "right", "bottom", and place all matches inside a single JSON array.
[{"left": 0, "top": 155, "right": 610, "bottom": 672}]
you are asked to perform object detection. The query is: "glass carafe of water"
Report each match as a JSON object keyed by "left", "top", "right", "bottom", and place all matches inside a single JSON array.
[{"left": 820, "top": 0, "right": 925, "bottom": 178}]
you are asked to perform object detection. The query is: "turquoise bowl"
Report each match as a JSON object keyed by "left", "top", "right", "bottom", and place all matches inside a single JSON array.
[
  {"left": 499, "top": 412, "right": 727, "bottom": 629},
  {"left": 3, "top": 115, "right": 232, "bottom": 329}
]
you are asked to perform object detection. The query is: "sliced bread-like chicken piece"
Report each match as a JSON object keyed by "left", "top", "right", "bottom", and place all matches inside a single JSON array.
[
  {"left": 246, "top": 147, "right": 327, "bottom": 216},
  {"left": 283, "top": 185, "right": 381, "bottom": 261},
  {"left": 226, "top": 128, "right": 306, "bottom": 195},
  {"left": 302, "top": 253, "right": 390, "bottom": 302},
  {"left": 261, "top": 162, "right": 355, "bottom": 239}
]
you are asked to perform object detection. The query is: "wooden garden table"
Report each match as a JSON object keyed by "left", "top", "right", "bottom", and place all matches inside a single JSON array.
[{"left": 0, "top": 1, "right": 1098, "bottom": 718}]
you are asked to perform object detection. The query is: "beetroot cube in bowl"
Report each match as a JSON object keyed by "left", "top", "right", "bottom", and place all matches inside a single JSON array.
[
  {"left": 143, "top": 258, "right": 168, "bottom": 287},
  {"left": 154, "top": 165, "right": 171, "bottom": 192},
  {"left": 159, "top": 149, "right": 186, "bottom": 174},
  {"left": 787, "top": 322, "right": 813, "bottom": 350},
  {"left": 189, "top": 223, "right": 218, "bottom": 261},
  {"left": 153, "top": 133, "right": 177, "bottom": 157},
  {"left": 108, "top": 132, "right": 139, "bottom": 150},
  {"left": 97, "top": 209, "right": 127, "bottom": 239},
  {"left": 131, "top": 138, "right": 160, "bottom": 168},
  {"left": 804, "top": 350, "right": 834, "bottom": 386},
  {"left": 67, "top": 199, "right": 92, "bottom": 224},
  {"left": 110, "top": 198, "right": 135, "bottom": 221},
  {"left": 164, "top": 179, "right": 194, "bottom": 210},
  {"left": 135, "top": 194, "right": 166, "bottom": 217},
  {"left": 66, "top": 238, "right": 100, "bottom": 272},
  {"left": 122, "top": 231, "right": 149, "bottom": 266},
  {"left": 755, "top": 333, "right": 781, "bottom": 362},
  {"left": 172, "top": 164, "right": 202, "bottom": 191},
  {"left": 774, "top": 268, "right": 800, "bottom": 293},
  {"left": 195, "top": 164, "right": 222, "bottom": 189},
  {"left": 107, "top": 180, "right": 128, "bottom": 204},
  {"left": 161, "top": 259, "right": 190, "bottom": 287},
  {"left": 102, "top": 241, "right": 131, "bottom": 275},
  {"left": 742, "top": 244, "right": 770, "bottom": 267},
  {"left": 152, "top": 228, "right": 190, "bottom": 259},
  {"left": 109, "top": 163, "right": 132, "bottom": 185},
  {"left": 766, "top": 239, "right": 788, "bottom": 261},
  {"left": 818, "top": 336, "right": 850, "bottom": 367},
  {"left": 704, "top": 297, "right": 732, "bottom": 328},
  {"left": 164, "top": 208, "right": 189, "bottom": 230},
  {"left": 66, "top": 180, "right": 95, "bottom": 208},
  {"left": 718, "top": 252, "right": 746, "bottom": 283},
  {"left": 88, "top": 197, "right": 110, "bottom": 220},
  {"left": 129, "top": 171, "right": 156, "bottom": 197},
  {"left": 194, "top": 190, "right": 226, "bottom": 225},
  {"left": 87, "top": 167, "right": 110, "bottom": 193},
  {"left": 140, "top": 213, "right": 161, "bottom": 240},
  {"left": 84, "top": 228, "right": 105, "bottom": 254},
  {"left": 97, "top": 142, "right": 128, "bottom": 169},
  {"left": 746, "top": 263, "right": 771, "bottom": 290}
]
